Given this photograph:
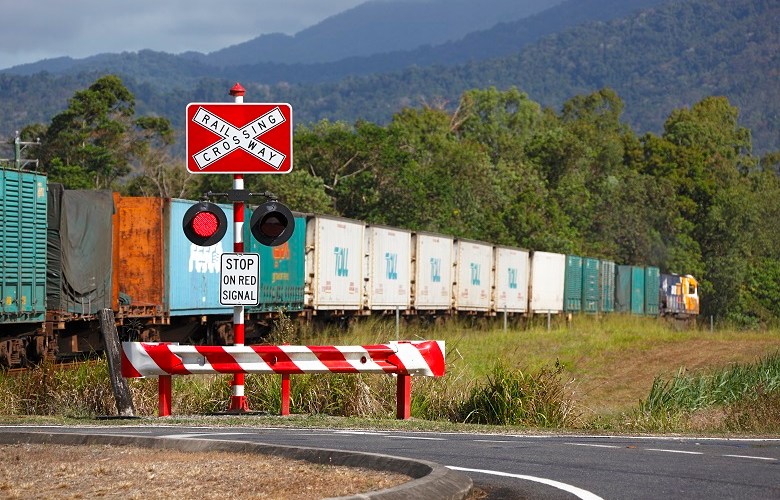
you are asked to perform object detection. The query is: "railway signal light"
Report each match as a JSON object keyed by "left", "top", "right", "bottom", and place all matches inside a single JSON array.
[
  {"left": 182, "top": 201, "right": 228, "bottom": 246},
  {"left": 250, "top": 200, "right": 294, "bottom": 247}
]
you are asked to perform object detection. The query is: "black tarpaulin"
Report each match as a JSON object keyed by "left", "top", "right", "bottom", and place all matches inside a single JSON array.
[{"left": 47, "top": 186, "right": 114, "bottom": 315}]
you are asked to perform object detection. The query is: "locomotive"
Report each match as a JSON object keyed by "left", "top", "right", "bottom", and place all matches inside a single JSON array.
[{"left": 1, "top": 166, "right": 699, "bottom": 368}]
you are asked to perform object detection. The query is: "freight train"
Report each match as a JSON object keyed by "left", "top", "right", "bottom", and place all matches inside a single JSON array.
[{"left": 1, "top": 166, "right": 699, "bottom": 368}]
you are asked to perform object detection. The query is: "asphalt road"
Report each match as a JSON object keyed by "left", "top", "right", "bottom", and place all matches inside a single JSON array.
[{"left": 2, "top": 425, "right": 778, "bottom": 499}]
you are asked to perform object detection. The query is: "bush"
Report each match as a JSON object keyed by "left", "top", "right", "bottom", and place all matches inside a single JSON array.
[{"left": 458, "top": 361, "right": 578, "bottom": 427}]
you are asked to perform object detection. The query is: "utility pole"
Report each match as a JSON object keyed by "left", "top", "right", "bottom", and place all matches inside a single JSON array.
[{"left": 0, "top": 131, "right": 40, "bottom": 170}]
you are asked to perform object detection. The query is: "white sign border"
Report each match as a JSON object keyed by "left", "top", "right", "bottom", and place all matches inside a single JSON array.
[{"left": 219, "top": 252, "right": 261, "bottom": 306}]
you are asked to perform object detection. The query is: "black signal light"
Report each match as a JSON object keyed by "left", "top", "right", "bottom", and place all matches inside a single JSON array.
[
  {"left": 250, "top": 200, "right": 294, "bottom": 247},
  {"left": 183, "top": 201, "right": 228, "bottom": 246}
]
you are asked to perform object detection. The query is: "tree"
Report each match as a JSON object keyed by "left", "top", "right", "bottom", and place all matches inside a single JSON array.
[{"left": 31, "top": 75, "right": 176, "bottom": 190}]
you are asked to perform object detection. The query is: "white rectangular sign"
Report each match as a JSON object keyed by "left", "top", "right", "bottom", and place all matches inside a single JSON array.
[{"left": 220, "top": 253, "right": 260, "bottom": 306}]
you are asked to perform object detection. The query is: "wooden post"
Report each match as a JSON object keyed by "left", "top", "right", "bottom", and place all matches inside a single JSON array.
[{"left": 98, "top": 308, "right": 136, "bottom": 417}]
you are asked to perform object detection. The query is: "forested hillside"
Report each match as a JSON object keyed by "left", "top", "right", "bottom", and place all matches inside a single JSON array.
[
  {"left": 0, "top": 0, "right": 776, "bottom": 153},
  {"left": 13, "top": 76, "right": 780, "bottom": 327}
]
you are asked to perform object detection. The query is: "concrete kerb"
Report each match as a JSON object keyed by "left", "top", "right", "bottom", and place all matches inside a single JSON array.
[{"left": 0, "top": 431, "right": 473, "bottom": 500}]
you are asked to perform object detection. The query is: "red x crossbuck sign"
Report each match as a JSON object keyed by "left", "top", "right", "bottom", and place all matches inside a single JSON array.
[{"left": 185, "top": 103, "right": 293, "bottom": 174}]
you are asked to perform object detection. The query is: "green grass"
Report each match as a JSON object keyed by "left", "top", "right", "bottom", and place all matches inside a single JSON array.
[{"left": 1, "top": 315, "right": 779, "bottom": 434}]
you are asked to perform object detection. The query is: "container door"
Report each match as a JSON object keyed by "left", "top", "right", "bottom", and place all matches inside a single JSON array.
[
  {"left": 309, "top": 216, "right": 364, "bottom": 310},
  {"left": 631, "top": 266, "right": 645, "bottom": 315},
  {"left": 582, "top": 258, "right": 600, "bottom": 313},
  {"left": 644, "top": 266, "right": 660, "bottom": 316},
  {"left": 615, "top": 265, "right": 632, "bottom": 313},
  {"left": 412, "top": 233, "right": 453, "bottom": 310},
  {"left": 366, "top": 226, "right": 411, "bottom": 310},
  {"left": 454, "top": 240, "right": 493, "bottom": 311},
  {"left": 564, "top": 255, "right": 583, "bottom": 312}
]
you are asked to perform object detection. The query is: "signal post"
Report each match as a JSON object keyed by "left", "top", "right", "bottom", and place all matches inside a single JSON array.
[{"left": 184, "top": 83, "right": 294, "bottom": 413}]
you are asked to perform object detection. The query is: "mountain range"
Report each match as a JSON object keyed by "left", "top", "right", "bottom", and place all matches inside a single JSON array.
[{"left": 0, "top": 0, "right": 777, "bottom": 154}]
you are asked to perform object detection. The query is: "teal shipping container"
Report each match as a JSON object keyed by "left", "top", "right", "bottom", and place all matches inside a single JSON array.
[
  {"left": 564, "top": 255, "right": 583, "bottom": 312},
  {"left": 582, "top": 258, "right": 600, "bottom": 313},
  {"left": 244, "top": 211, "right": 306, "bottom": 313},
  {"left": 1, "top": 167, "right": 47, "bottom": 323},
  {"left": 599, "top": 260, "right": 615, "bottom": 313},
  {"left": 631, "top": 266, "right": 645, "bottom": 315},
  {"left": 615, "top": 265, "right": 632, "bottom": 313},
  {"left": 166, "top": 199, "right": 233, "bottom": 317},
  {"left": 645, "top": 266, "right": 660, "bottom": 316}
]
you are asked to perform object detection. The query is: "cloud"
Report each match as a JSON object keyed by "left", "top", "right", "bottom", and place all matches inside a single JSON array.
[{"left": 0, "top": 0, "right": 368, "bottom": 69}]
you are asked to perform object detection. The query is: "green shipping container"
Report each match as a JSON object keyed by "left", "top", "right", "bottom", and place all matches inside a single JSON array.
[
  {"left": 1, "top": 167, "right": 47, "bottom": 323},
  {"left": 615, "top": 265, "right": 632, "bottom": 313},
  {"left": 631, "top": 266, "right": 645, "bottom": 315},
  {"left": 599, "top": 260, "right": 615, "bottom": 313},
  {"left": 564, "top": 255, "right": 583, "bottom": 312},
  {"left": 582, "top": 258, "right": 600, "bottom": 313},
  {"left": 244, "top": 212, "right": 306, "bottom": 313},
  {"left": 645, "top": 266, "right": 660, "bottom": 316}
]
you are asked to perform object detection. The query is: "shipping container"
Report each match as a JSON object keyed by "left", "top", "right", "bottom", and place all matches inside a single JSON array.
[
  {"left": 494, "top": 246, "right": 530, "bottom": 314},
  {"left": 644, "top": 266, "right": 660, "bottom": 316},
  {"left": 245, "top": 211, "right": 306, "bottom": 314},
  {"left": 631, "top": 266, "right": 645, "bottom": 315},
  {"left": 411, "top": 232, "right": 453, "bottom": 311},
  {"left": 47, "top": 185, "right": 114, "bottom": 317},
  {"left": 112, "top": 196, "right": 165, "bottom": 320},
  {"left": 529, "top": 251, "right": 565, "bottom": 314},
  {"left": 615, "top": 265, "right": 632, "bottom": 313},
  {"left": 364, "top": 225, "right": 411, "bottom": 310},
  {"left": 0, "top": 167, "right": 47, "bottom": 323},
  {"left": 599, "top": 260, "right": 616, "bottom": 313},
  {"left": 582, "top": 257, "right": 600, "bottom": 313},
  {"left": 453, "top": 239, "right": 493, "bottom": 312},
  {"left": 305, "top": 215, "right": 364, "bottom": 310},
  {"left": 166, "top": 198, "right": 233, "bottom": 317},
  {"left": 564, "top": 255, "right": 583, "bottom": 312}
]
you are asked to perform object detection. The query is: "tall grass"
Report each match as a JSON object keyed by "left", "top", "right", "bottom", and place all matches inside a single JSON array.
[
  {"left": 640, "top": 352, "right": 780, "bottom": 414},
  {"left": 633, "top": 352, "right": 780, "bottom": 432}
]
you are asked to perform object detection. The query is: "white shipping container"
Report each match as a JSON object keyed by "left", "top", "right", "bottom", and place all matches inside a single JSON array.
[
  {"left": 494, "top": 246, "right": 530, "bottom": 313},
  {"left": 529, "top": 251, "right": 566, "bottom": 313},
  {"left": 364, "top": 226, "right": 411, "bottom": 310},
  {"left": 412, "top": 232, "right": 453, "bottom": 310},
  {"left": 305, "top": 215, "right": 364, "bottom": 310},
  {"left": 453, "top": 239, "right": 493, "bottom": 311}
]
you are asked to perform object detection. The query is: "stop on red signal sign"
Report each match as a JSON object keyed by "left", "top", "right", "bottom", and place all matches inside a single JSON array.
[{"left": 185, "top": 103, "right": 293, "bottom": 174}]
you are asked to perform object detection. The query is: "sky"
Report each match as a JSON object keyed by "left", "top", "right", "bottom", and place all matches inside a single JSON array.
[{"left": 0, "top": 0, "right": 372, "bottom": 70}]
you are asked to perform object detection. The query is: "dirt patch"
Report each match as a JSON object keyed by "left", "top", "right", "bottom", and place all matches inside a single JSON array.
[
  {"left": 0, "top": 443, "right": 409, "bottom": 499},
  {"left": 575, "top": 338, "right": 779, "bottom": 414}
]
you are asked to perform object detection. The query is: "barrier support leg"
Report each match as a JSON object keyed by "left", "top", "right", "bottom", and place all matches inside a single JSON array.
[
  {"left": 281, "top": 374, "right": 291, "bottom": 416},
  {"left": 396, "top": 374, "right": 411, "bottom": 420},
  {"left": 158, "top": 375, "right": 172, "bottom": 417}
]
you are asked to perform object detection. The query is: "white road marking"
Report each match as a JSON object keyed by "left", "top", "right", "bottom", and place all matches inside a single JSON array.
[
  {"left": 473, "top": 439, "right": 516, "bottom": 444},
  {"left": 645, "top": 448, "right": 703, "bottom": 455},
  {"left": 723, "top": 454, "right": 777, "bottom": 462},
  {"left": 158, "top": 432, "right": 252, "bottom": 439},
  {"left": 567, "top": 443, "right": 621, "bottom": 449},
  {"left": 390, "top": 435, "right": 446, "bottom": 441},
  {"left": 448, "top": 466, "right": 603, "bottom": 500}
]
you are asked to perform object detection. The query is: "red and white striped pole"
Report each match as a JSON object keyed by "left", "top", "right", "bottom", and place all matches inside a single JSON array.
[{"left": 228, "top": 82, "right": 249, "bottom": 412}]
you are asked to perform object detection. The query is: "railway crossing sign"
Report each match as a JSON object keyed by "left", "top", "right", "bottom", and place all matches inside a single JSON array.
[
  {"left": 220, "top": 253, "right": 260, "bottom": 306},
  {"left": 186, "top": 103, "right": 293, "bottom": 174}
]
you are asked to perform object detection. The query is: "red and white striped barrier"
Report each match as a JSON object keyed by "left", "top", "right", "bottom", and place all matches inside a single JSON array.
[{"left": 120, "top": 340, "right": 445, "bottom": 419}]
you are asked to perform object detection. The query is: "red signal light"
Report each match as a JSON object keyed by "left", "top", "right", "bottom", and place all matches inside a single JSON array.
[
  {"left": 183, "top": 201, "right": 228, "bottom": 246},
  {"left": 192, "top": 211, "right": 219, "bottom": 238}
]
